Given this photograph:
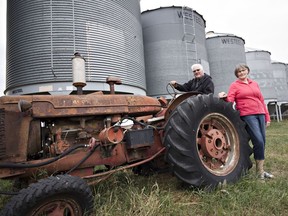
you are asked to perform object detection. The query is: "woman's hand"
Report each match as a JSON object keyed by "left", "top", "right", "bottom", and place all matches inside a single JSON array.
[
  {"left": 266, "top": 121, "right": 271, "bottom": 127},
  {"left": 218, "top": 92, "right": 227, "bottom": 98}
]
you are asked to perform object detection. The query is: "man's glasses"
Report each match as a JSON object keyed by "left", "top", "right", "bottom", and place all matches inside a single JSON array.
[{"left": 193, "top": 69, "right": 201, "bottom": 73}]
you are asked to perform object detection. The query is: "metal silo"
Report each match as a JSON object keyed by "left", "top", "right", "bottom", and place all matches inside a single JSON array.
[
  {"left": 206, "top": 32, "right": 246, "bottom": 94},
  {"left": 245, "top": 50, "right": 276, "bottom": 100},
  {"left": 141, "top": 6, "right": 208, "bottom": 98},
  {"left": 6, "top": 0, "right": 145, "bottom": 95},
  {"left": 271, "top": 62, "right": 288, "bottom": 101}
]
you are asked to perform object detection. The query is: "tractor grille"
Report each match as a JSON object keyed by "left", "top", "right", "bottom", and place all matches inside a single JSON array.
[{"left": 0, "top": 108, "right": 6, "bottom": 158}]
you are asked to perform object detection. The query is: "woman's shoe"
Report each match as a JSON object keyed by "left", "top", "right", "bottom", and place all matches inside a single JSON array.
[{"left": 263, "top": 171, "right": 274, "bottom": 179}]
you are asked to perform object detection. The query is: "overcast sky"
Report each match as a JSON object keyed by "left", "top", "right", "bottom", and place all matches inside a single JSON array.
[{"left": 1, "top": 0, "right": 287, "bottom": 96}]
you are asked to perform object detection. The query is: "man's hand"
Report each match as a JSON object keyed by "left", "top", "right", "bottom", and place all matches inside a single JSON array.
[{"left": 170, "top": 81, "right": 177, "bottom": 87}]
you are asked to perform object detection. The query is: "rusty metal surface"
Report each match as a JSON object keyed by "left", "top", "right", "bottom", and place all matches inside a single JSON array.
[
  {"left": 0, "top": 128, "right": 166, "bottom": 180},
  {"left": 0, "top": 94, "right": 162, "bottom": 118},
  {"left": 9, "top": 143, "right": 128, "bottom": 179},
  {"left": 99, "top": 127, "right": 124, "bottom": 144},
  {"left": 0, "top": 110, "right": 32, "bottom": 162},
  {"left": 200, "top": 129, "right": 228, "bottom": 159},
  {"left": 0, "top": 108, "right": 5, "bottom": 158},
  {"left": 84, "top": 147, "right": 166, "bottom": 182},
  {"left": 0, "top": 93, "right": 166, "bottom": 180},
  {"left": 68, "top": 167, "right": 94, "bottom": 177},
  {"left": 196, "top": 116, "right": 239, "bottom": 174},
  {"left": 0, "top": 168, "right": 26, "bottom": 179}
]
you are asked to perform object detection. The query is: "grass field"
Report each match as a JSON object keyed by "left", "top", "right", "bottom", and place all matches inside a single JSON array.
[
  {"left": 1, "top": 120, "right": 288, "bottom": 215},
  {"left": 91, "top": 119, "right": 288, "bottom": 216}
]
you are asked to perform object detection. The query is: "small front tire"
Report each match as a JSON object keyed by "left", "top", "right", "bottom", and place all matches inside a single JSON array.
[{"left": 1, "top": 174, "right": 94, "bottom": 216}]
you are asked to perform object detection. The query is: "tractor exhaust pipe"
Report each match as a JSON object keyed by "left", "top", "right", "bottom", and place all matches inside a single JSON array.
[{"left": 72, "top": 52, "right": 86, "bottom": 95}]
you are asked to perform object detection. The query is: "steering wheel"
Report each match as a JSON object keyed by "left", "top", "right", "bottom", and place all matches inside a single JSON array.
[{"left": 166, "top": 83, "right": 178, "bottom": 101}]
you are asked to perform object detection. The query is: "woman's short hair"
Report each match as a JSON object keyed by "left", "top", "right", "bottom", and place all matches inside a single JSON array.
[{"left": 234, "top": 63, "right": 250, "bottom": 77}]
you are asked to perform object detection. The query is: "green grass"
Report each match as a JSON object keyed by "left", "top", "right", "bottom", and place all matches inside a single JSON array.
[
  {"left": 0, "top": 178, "right": 14, "bottom": 208},
  {"left": 1, "top": 120, "right": 288, "bottom": 215},
  {"left": 90, "top": 119, "right": 288, "bottom": 216}
]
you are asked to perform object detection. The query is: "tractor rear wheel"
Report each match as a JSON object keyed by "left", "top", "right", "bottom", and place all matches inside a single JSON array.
[
  {"left": 164, "top": 94, "right": 252, "bottom": 189},
  {"left": 1, "top": 174, "right": 94, "bottom": 216}
]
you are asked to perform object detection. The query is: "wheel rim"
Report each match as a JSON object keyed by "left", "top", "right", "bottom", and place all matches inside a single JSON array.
[
  {"left": 31, "top": 198, "right": 83, "bottom": 216},
  {"left": 196, "top": 113, "right": 240, "bottom": 176}
]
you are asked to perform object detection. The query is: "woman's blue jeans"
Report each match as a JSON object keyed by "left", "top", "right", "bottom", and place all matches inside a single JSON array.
[{"left": 241, "top": 114, "right": 266, "bottom": 160}]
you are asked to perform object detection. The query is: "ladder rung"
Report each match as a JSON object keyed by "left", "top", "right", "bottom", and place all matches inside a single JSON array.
[
  {"left": 183, "top": 35, "right": 195, "bottom": 40},
  {"left": 184, "top": 30, "right": 194, "bottom": 33},
  {"left": 182, "top": 15, "right": 193, "bottom": 19},
  {"left": 183, "top": 24, "right": 195, "bottom": 28},
  {"left": 186, "top": 45, "right": 196, "bottom": 49},
  {"left": 186, "top": 48, "right": 196, "bottom": 51},
  {"left": 184, "top": 28, "right": 195, "bottom": 32},
  {"left": 184, "top": 40, "right": 195, "bottom": 43},
  {"left": 183, "top": 32, "right": 195, "bottom": 35},
  {"left": 182, "top": 38, "right": 195, "bottom": 43}
]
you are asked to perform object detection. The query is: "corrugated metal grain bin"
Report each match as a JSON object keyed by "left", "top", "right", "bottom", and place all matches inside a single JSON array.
[
  {"left": 141, "top": 6, "right": 208, "bottom": 98},
  {"left": 245, "top": 50, "right": 276, "bottom": 100},
  {"left": 271, "top": 62, "right": 288, "bottom": 101},
  {"left": 206, "top": 33, "right": 246, "bottom": 94},
  {"left": 6, "top": 0, "right": 145, "bottom": 95}
]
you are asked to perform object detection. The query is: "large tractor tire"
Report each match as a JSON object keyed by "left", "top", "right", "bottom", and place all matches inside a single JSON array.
[
  {"left": 1, "top": 175, "right": 94, "bottom": 216},
  {"left": 164, "top": 94, "right": 252, "bottom": 189}
]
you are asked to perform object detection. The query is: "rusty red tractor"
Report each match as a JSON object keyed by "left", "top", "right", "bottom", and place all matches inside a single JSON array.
[{"left": 0, "top": 76, "right": 252, "bottom": 215}]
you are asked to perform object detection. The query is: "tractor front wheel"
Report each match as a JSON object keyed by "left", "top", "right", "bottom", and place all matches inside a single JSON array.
[{"left": 1, "top": 175, "right": 94, "bottom": 216}]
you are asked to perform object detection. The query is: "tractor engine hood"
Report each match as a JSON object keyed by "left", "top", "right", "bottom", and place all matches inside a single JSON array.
[{"left": 0, "top": 93, "right": 162, "bottom": 118}]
